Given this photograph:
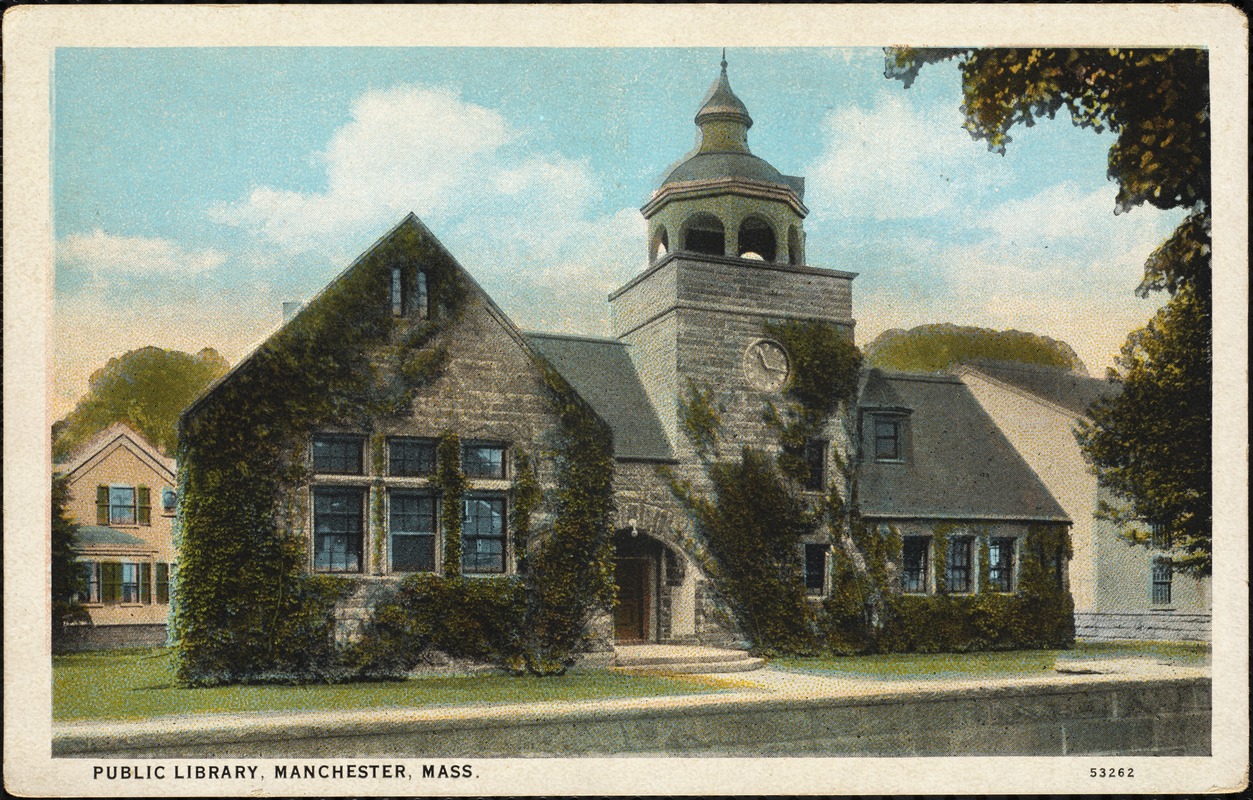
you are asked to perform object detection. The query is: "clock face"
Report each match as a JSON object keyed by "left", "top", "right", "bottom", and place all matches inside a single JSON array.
[{"left": 743, "top": 339, "right": 790, "bottom": 391}]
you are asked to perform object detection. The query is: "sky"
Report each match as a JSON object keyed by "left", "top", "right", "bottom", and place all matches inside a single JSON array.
[{"left": 50, "top": 46, "right": 1185, "bottom": 421}]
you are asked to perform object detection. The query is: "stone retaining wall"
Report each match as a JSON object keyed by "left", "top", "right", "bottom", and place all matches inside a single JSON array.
[
  {"left": 54, "top": 676, "right": 1209, "bottom": 758},
  {"left": 1075, "top": 612, "right": 1211, "bottom": 642}
]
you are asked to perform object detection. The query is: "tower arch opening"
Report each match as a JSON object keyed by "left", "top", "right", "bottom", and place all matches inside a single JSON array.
[
  {"left": 682, "top": 213, "right": 726, "bottom": 256},
  {"left": 737, "top": 216, "right": 777, "bottom": 262},
  {"left": 651, "top": 227, "right": 670, "bottom": 262}
]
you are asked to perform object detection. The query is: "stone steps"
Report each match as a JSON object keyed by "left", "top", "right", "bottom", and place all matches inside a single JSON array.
[{"left": 611, "top": 644, "right": 766, "bottom": 675}]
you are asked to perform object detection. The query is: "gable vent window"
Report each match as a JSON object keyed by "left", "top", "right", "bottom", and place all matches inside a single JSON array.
[{"left": 416, "top": 270, "right": 429, "bottom": 319}]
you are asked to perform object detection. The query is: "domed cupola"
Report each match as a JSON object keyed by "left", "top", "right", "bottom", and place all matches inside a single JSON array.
[{"left": 642, "top": 53, "right": 808, "bottom": 267}]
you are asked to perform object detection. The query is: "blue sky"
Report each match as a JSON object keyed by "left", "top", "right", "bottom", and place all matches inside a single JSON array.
[{"left": 51, "top": 47, "right": 1183, "bottom": 419}]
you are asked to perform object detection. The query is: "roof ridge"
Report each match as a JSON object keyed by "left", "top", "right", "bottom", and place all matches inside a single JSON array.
[{"left": 524, "top": 331, "right": 625, "bottom": 345}]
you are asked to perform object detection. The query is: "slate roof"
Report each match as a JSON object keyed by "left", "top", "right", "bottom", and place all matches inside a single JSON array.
[
  {"left": 73, "top": 525, "right": 154, "bottom": 549},
  {"left": 524, "top": 333, "right": 674, "bottom": 462},
  {"left": 857, "top": 370, "right": 1069, "bottom": 522},
  {"left": 961, "top": 359, "right": 1118, "bottom": 418},
  {"left": 662, "top": 153, "right": 806, "bottom": 198}
]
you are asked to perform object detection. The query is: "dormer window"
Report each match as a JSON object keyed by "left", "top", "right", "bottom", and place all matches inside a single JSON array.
[{"left": 874, "top": 417, "right": 901, "bottom": 461}]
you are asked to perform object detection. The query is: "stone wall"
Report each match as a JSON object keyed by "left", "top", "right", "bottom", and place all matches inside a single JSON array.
[
  {"left": 54, "top": 676, "right": 1210, "bottom": 757},
  {"left": 1075, "top": 612, "right": 1211, "bottom": 642},
  {"left": 53, "top": 624, "right": 167, "bottom": 653}
]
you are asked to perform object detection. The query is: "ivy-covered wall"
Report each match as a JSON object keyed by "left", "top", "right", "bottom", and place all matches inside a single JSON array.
[
  {"left": 175, "top": 217, "right": 614, "bottom": 684},
  {"left": 672, "top": 318, "right": 1074, "bottom": 656}
]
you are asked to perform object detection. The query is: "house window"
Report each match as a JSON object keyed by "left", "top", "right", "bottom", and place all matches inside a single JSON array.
[
  {"left": 391, "top": 266, "right": 404, "bottom": 316},
  {"left": 803, "top": 543, "right": 827, "bottom": 596},
  {"left": 97, "top": 562, "right": 149, "bottom": 604},
  {"left": 874, "top": 418, "right": 900, "bottom": 461},
  {"left": 156, "top": 562, "right": 170, "bottom": 604},
  {"left": 946, "top": 536, "right": 974, "bottom": 593},
  {"left": 312, "top": 434, "right": 364, "bottom": 475},
  {"left": 803, "top": 439, "right": 827, "bottom": 491},
  {"left": 97, "top": 485, "right": 150, "bottom": 526},
  {"left": 313, "top": 488, "right": 364, "bottom": 573},
  {"left": 1152, "top": 559, "right": 1173, "bottom": 605},
  {"left": 77, "top": 562, "right": 101, "bottom": 604},
  {"left": 988, "top": 537, "right": 1016, "bottom": 592},
  {"left": 1150, "top": 520, "right": 1172, "bottom": 549},
  {"left": 462, "top": 495, "right": 506, "bottom": 573},
  {"left": 463, "top": 444, "right": 506, "bottom": 479},
  {"left": 390, "top": 492, "right": 437, "bottom": 573},
  {"left": 389, "top": 437, "right": 437, "bottom": 477},
  {"left": 901, "top": 536, "right": 930, "bottom": 593}
]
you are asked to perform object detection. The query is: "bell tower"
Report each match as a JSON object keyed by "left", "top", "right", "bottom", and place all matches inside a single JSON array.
[{"left": 610, "top": 55, "right": 856, "bottom": 462}]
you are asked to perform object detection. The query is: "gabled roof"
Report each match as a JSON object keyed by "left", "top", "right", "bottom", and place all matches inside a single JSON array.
[
  {"left": 956, "top": 360, "right": 1118, "bottom": 419},
  {"left": 59, "top": 422, "right": 176, "bottom": 483},
  {"left": 524, "top": 332, "right": 674, "bottom": 462},
  {"left": 857, "top": 370, "right": 1069, "bottom": 523}
]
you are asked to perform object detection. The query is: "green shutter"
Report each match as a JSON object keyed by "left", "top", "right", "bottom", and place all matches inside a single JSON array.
[
  {"left": 96, "top": 486, "right": 109, "bottom": 525},
  {"left": 156, "top": 563, "right": 169, "bottom": 604},
  {"left": 141, "top": 562, "right": 152, "bottom": 604},
  {"left": 137, "top": 486, "right": 151, "bottom": 526},
  {"left": 101, "top": 563, "right": 121, "bottom": 604}
]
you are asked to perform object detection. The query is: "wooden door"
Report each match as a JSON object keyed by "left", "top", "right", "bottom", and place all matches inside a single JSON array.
[{"left": 614, "top": 558, "right": 647, "bottom": 642}]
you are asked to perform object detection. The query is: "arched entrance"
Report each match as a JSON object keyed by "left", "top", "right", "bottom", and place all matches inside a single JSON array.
[{"left": 613, "top": 529, "right": 661, "bottom": 643}]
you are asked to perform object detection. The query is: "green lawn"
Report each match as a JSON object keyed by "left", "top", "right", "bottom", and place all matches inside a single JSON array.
[
  {"left": 53, "top": 648, "right": 732, "bottom": 723},
  {"left": 770, "top": 640, "right": 1210, "bottom": 681}
]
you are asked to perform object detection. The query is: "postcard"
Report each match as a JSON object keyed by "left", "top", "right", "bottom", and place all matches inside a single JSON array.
[{"left": 3, "top": 4, "right": 1247, "bottom": 796}]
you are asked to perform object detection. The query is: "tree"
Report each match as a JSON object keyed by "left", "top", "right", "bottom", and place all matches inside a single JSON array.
[
  {"left": 52, "top": 472, "right": 88, "bottom": 634},
  {"left": 886, "top": 48, "right": 1212, "bottom": 575},
  {"left": 864, "top": 323, "right": 1086, "bottom": 374},
  {"left": 53, "top": 347, "right": 230, "bottom": 461}
]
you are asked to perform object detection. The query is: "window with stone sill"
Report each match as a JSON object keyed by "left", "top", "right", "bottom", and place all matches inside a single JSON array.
[
  {"left": 462, "top": 443, "right": 507, "bottom": 480},
  {"left": 1151, "top": 558, "right": 1173, "bottom": 605},
  {"left": 313, "top": 487, "right": 364, "bottom": 573},
  {"left": 462, "top": 495, "right": 507, "bottom": 574},
  {"left": 901, "top": 536, "right": 930, "bottom": 593},
  {"left": 987, "top": 537, "right": 1016, "bottom": 592},
  {"left": 389, "top": 491, "right": 437, "bottom": 573},
  {"left": 946, "top": 536, "right": 974, "bottom": 593},
  {"left": 311, "top": 434, "right": 364, "bottom": 475},
  {"left": 803, "top": 543, "right": 828, "bottom": 596},
  {"left": 388, "top": 437, "right": 437, "bottom": 477}
]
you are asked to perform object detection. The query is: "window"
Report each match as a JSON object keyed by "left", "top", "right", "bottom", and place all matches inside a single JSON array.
[
  {"left": 156, "top": 562, "right": 170, "bottom": 604},
  {"left": 97, "top": 485, "right": 149, "bottom": 526},
  {"left": 803, "top": 439, "right": 826, "bottom": 491},
  {"left": 874, "top": 418, "right": 900, "bottom": 461},
  {"left": 390, "top": 492, "right": 437, "bottom": 572},
  {"left": 391, "top": 266, "right": 404, "bottom": 316},
  {"left": 1152, "top": 559, "right": 1173, "bottom": 605},
  {"left": 77, "top": 562, "right": 100, "bottom": 604},
  {"left": 901, "top": 536, "right": 930, "bottom": 593},
  {"left": 988, "top": 537, "right": 1016, "bottom": 592},
  {"left": 946, "top": 536, "right": 974, "bottom": 593},
  {"left": 1150, "top": 520, "right": 1172, "bottom": 549},
  {"left": 803, "top": 543, "right": 827, "bottom": 596},
  {"left": 389, "top": 437, "right": 437, "bottom": 477},
  {"left": 462, "top": 496, "right": 506, "bottom": 573},
  {"left": 96, "top": 562, "right": 149, "bottom": 604},
  {"left": 463, "top": 444, "right": 506, "bottom": 479},
  {"left": 415, "top": 270, "right": 429, "bottom": 320},
  {"left": 312, "top": 434, "right": 364, "bottom": 475},
  {"left": 313, "top": 488, "right": 364, "bottom": 573}
]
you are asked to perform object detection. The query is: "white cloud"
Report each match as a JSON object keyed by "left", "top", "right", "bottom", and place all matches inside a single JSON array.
[
  {"left": 805, "top": 95, "right": 1008, "bottom": 224},
  {"left": 57, "top": 229, "right": 226, "bottom": 275}
]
